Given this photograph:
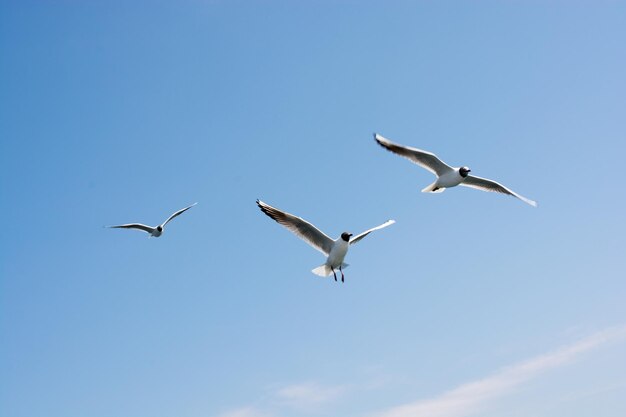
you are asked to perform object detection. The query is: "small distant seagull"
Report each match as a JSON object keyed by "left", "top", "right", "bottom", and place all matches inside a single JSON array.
[
  {"left": 107, "top": 203, "right": 197, "bottom": 237},
  {"left": 256, "top": 200, "right": 394, "bottom": 282},
  {"left": 374, "top": 133, "right": 537, "bottom": 207}
]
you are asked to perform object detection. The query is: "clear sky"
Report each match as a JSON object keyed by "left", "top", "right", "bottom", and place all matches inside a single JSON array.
[{"left": 1, "top": 2, "right": 625, "bottom": 417}]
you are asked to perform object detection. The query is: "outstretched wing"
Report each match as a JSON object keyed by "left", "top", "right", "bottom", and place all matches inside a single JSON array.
[
  {"left": 107, "top": 223, "right": 155, "bottom": 234},
  {"left": 350, "top": 219, "right": 395, "bottom": 245},
  {"left": 374, "top": 133, "right": 453, "bottom": 176},
  {"left": 256, "top": 200, "right": 334, "bottom": 256},
  {"left": 461, "top": 175, "right": 537, "bottom": 207},
  {"left": 162, "top": 202, "right": 198, "bottom": 227}
]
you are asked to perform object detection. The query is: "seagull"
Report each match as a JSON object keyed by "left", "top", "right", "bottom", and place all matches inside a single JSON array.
[
  {"left": 374, "top": 133, "right": 537, "bottom": 207},
  {"left": 107, "top": 203, "right": 197, "bottom": 237},
  {"left": 256, "top": 200, "right": 395, "bottom": 282}
]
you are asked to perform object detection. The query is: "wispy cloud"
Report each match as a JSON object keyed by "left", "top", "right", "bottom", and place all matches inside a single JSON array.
[
  {"left": 273, "top": 381, "right": 348, "bottom": 410},
  {"left": 215, "top": 406, "right": 270, "bottom": 417},
  {"left": 374, "top": 325, "right": 626, "bottom": 417},
  {"left": 217, "top": 381, "right": 348, "bottom": 417}
]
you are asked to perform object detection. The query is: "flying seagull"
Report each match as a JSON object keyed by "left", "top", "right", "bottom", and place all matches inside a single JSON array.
[
  {"left": 374, "top": 133, "right": 537, "bottom": 207},
  {"left": 107, "top": 203, "right": 197, "bottom": 237},
  {"left": 256, "top": 200, "right": 395, "bottom": 282}
]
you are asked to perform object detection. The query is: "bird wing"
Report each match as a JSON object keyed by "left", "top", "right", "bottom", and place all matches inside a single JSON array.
[
  {"left": 461, "top": 175, "right": 537, "bottom": 207},
  {"left": 108, "top": 223, "right": 155, "bottom": 234},
  {"left": 374, "top": 133, "right": 453, "bottom": 176},
  {"left": 161, "top": 202, "right": 198, "bottom": 227},
  {"left": 350, "top": 219, "right": 395, "bottom": 245},
  {"left": 256, "top": 200, "right": 334, "bottom": 256}
]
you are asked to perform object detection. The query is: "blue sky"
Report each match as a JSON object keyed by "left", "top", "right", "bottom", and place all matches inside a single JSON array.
[{"left": 1, "top": 1, "right": 625, "bottom": 416}]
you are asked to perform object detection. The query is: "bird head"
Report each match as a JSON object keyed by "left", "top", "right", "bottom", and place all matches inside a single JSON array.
[
  {"left": 459, "top": 166, "right": 471, "bottom": 177},
  {"left": 157, "top": 225, "right": 163, "bottom": 232},
  {"left": 341, "top": 232, "right": 353, "bottom": 242}
]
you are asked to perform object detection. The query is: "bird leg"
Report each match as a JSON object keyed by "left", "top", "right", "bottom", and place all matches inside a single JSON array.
[
  {"left": 340, "top": 265, "right": 344, "bottom": 283},
  {"left": 332, "top": 267, "right": 337, "bottom": 281}
]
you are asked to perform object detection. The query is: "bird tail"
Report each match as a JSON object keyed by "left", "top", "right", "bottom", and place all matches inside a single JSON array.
[
  {"left": 422, "top": 181, "right": 445, "bottom": 193},
  {"left": 311, "top": 263, "right": 349, "bottom": 277},
  {"left": 312, "top": 264, "right": 332, "bottom": 277}
]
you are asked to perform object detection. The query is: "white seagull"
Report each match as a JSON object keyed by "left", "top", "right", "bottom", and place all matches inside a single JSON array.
[
  {"left": 256, "top": 200, "right": 395, "bottom": 282},
  {"left": 374, "top": 133, "right": 537, "bottom": 207},
  {"left": 107, "top": 203, "right": 197, "bottom": 237}
]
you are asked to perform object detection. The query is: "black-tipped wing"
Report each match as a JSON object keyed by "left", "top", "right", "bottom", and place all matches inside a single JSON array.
[
  {"left": 374, "top": 133, "right": 453, "bottom": 176},
  {"left": 461, "top": 175, "right": 537, "bottom": 207},
  {"left": 162, "top": 203, "right": 197, "bottom": 227},
  {"left": 350, "top": 219, "right": 395, "bottom": 245},
  {"left": 256, "top": 200, "right": 334, "bottom": 256},
  {"left": 108, "top": 223, "right": 155, "bottom": 234}
]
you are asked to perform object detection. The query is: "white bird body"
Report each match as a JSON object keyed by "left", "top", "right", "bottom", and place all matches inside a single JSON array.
[
  {"left": 428, "top": 168, "right": 466, "bottom": 191},
  {"left": 375, "top": 133, "right": 537, "bottom": 206},
  {"left": 328, "top": 238, "right": 350, "bottom": 268},
  {"left": 256, "top": 200, "right": 394, "bottom": 282},
  {"left": 313, "top": 237, "right": 350, "bottom": 277}
]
